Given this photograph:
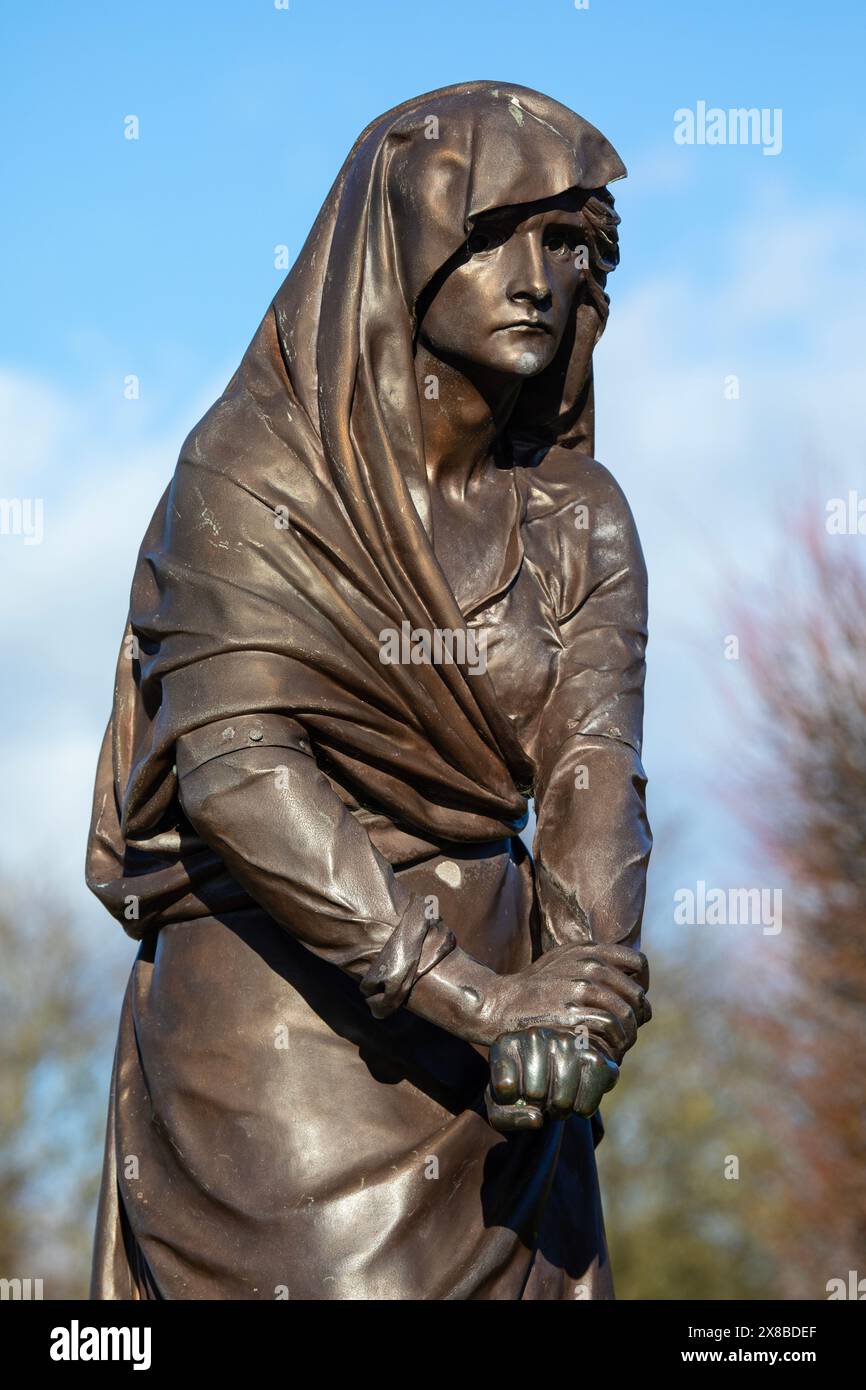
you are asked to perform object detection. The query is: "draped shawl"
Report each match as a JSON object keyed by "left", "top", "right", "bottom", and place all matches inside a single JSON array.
[{"left": 87, "top": 81, "right": 626, "bottom": 934}]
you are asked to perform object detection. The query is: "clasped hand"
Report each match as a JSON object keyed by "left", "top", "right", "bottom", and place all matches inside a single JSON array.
[{"left": 482, "top": 942, "right": 650, "bottom": 1133}]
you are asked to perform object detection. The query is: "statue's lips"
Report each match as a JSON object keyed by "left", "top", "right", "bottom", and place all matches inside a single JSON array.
[{"left": 496, "top": 320, "right": 553, "bottom": 334}]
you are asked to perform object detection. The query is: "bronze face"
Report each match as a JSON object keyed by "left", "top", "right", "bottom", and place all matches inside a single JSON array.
[{"left": 418, "top": 195, "right": 588, "bottom": 379}]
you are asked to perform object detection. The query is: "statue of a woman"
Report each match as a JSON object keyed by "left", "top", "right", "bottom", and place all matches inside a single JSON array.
[{"left": 86, "top": 81, "right": 652, "bottom": 1301}]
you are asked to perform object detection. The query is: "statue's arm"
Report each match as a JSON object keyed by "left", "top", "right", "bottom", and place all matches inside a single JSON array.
[
  {"left": 175, "top": 720, "right": 513, "bottom": 1046},
  {"left": 478, "top": 466, "right": 653, "bottom": 1131},
  {"left": 175, "top": 718, "right": 638, "bottom": 1068},
  {"left": 532, "top": 465, "right": 652, "bottom": 955}
]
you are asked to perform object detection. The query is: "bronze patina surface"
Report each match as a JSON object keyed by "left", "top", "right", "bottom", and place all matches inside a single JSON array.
[{"left": 87, "top": 81, "right": 651, "bottom": 1300}]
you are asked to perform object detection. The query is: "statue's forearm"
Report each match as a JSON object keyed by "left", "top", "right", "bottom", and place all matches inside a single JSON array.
[
  {"left": 176, "top": 722, "right": 505, "bottom": 1043},
  {"left": 533, "top": 735, "right": 651, "bottom": 952}
]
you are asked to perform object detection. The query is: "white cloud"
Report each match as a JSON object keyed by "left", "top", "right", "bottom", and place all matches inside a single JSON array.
[
  {"left": 597, "top": 190, "right": 866, "bottom": 879},
  {"left": 0, "top": 367, "right": 225, "bottom": 919}
]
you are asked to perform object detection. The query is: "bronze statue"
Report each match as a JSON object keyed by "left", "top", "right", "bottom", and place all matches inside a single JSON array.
[{"left": 87, "top": 81, "right": 652, "bottom": 1300}]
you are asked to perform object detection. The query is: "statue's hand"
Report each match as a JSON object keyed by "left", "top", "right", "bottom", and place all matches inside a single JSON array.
[
  {"left": 484, "top": 1027, "right": 619, "bottom": 1133},
  {"left": 481, "top": 941, "right": 651, "bottom": 1062}
]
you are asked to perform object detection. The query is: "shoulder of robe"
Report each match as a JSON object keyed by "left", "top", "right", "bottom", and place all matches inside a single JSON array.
[{"left": 518, "top": 444, "right": 645, "bottom": 574}]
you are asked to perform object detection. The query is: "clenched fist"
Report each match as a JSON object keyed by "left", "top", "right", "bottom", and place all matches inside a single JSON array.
[{"left": 484, "top": 1026, "right": 620, "bottom": 1132}]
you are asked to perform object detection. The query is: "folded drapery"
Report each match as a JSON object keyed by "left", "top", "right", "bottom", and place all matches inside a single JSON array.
[
  {"left": 86, "top": 82, "right": 629, "bottom": 941},
  {"left": 87, "top": 81, "right": 648, "bottom": 1302},
  {"left": 358, "top": 899, "right": 457, "bottom": 1018}
]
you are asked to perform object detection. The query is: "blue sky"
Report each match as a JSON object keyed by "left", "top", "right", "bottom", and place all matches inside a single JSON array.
[
  {"left": 2, "top": 0, "right": 865, "bottom": 970},
  {"left": 5, "top": 0, "right": 864, "bottom": 397}
]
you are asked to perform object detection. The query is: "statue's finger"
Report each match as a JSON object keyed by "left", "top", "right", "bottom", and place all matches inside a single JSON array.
[
  {"left": 484, "top": 1086, "right": 544, "bottom": 1133},
  {"left": 568, "top": 943, "right": 649, "bottom": 992},
  {"left": 579, "top": 962, "right": 652, "bottom": 1027},
  {"left": 573, "top": 1049, "right": 619, "bottom": 1117},
  {"left": 575, "top": 982, "right": 639, "bottom": 1048},
  {"left": 546, "top": 1032, "right": 581, "bottom": 1117},
  {"left": 520, "top": 1026, "right": 550, "bottom": 1103},
  {"left": 489, "top": 1033, "right": 524, "bottom": 1104},
  {"left": 567, "top": 1005, "right": 629, "bottom": 1063}
]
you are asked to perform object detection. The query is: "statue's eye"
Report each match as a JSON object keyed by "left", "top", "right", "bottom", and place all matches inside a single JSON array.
[
  {"left": 466, "top": 227, "right": 506, "bottom": 256},
  {"left": 544, "top": 227, "right": 580, "bottom": 257}
]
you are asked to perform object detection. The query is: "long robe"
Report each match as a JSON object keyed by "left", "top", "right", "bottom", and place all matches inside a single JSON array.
[{"left": 85, "top": 82, "right": 651, "bottom": 1300}]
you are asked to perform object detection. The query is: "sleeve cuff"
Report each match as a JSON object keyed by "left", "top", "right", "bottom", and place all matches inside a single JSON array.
[
  {"left": 176, "top": 712, "right": 311, "bottom": 778},
  {"left": 359, "top": 895, "right": 457, "bottom": 1019}
]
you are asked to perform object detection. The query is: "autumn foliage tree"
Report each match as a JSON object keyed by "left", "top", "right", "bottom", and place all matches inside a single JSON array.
[{"left": 732, "top": 513, "right": 866, "bottom": 1296}]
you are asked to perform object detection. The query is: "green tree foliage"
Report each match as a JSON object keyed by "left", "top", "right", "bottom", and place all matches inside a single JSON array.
[{"left": 0, "top": 887, "right": 126, "bottom": 1298}]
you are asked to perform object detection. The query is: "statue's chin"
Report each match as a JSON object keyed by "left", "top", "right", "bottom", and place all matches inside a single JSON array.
[
  {"left": 513, "top": 348, "right": 550, "bottom": 376},
  {"left": 425, "top": 339, "right": 553, "bottom": 380},
  {"left": 484, "top": 347, "right": 550, "bottom": 378}
]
